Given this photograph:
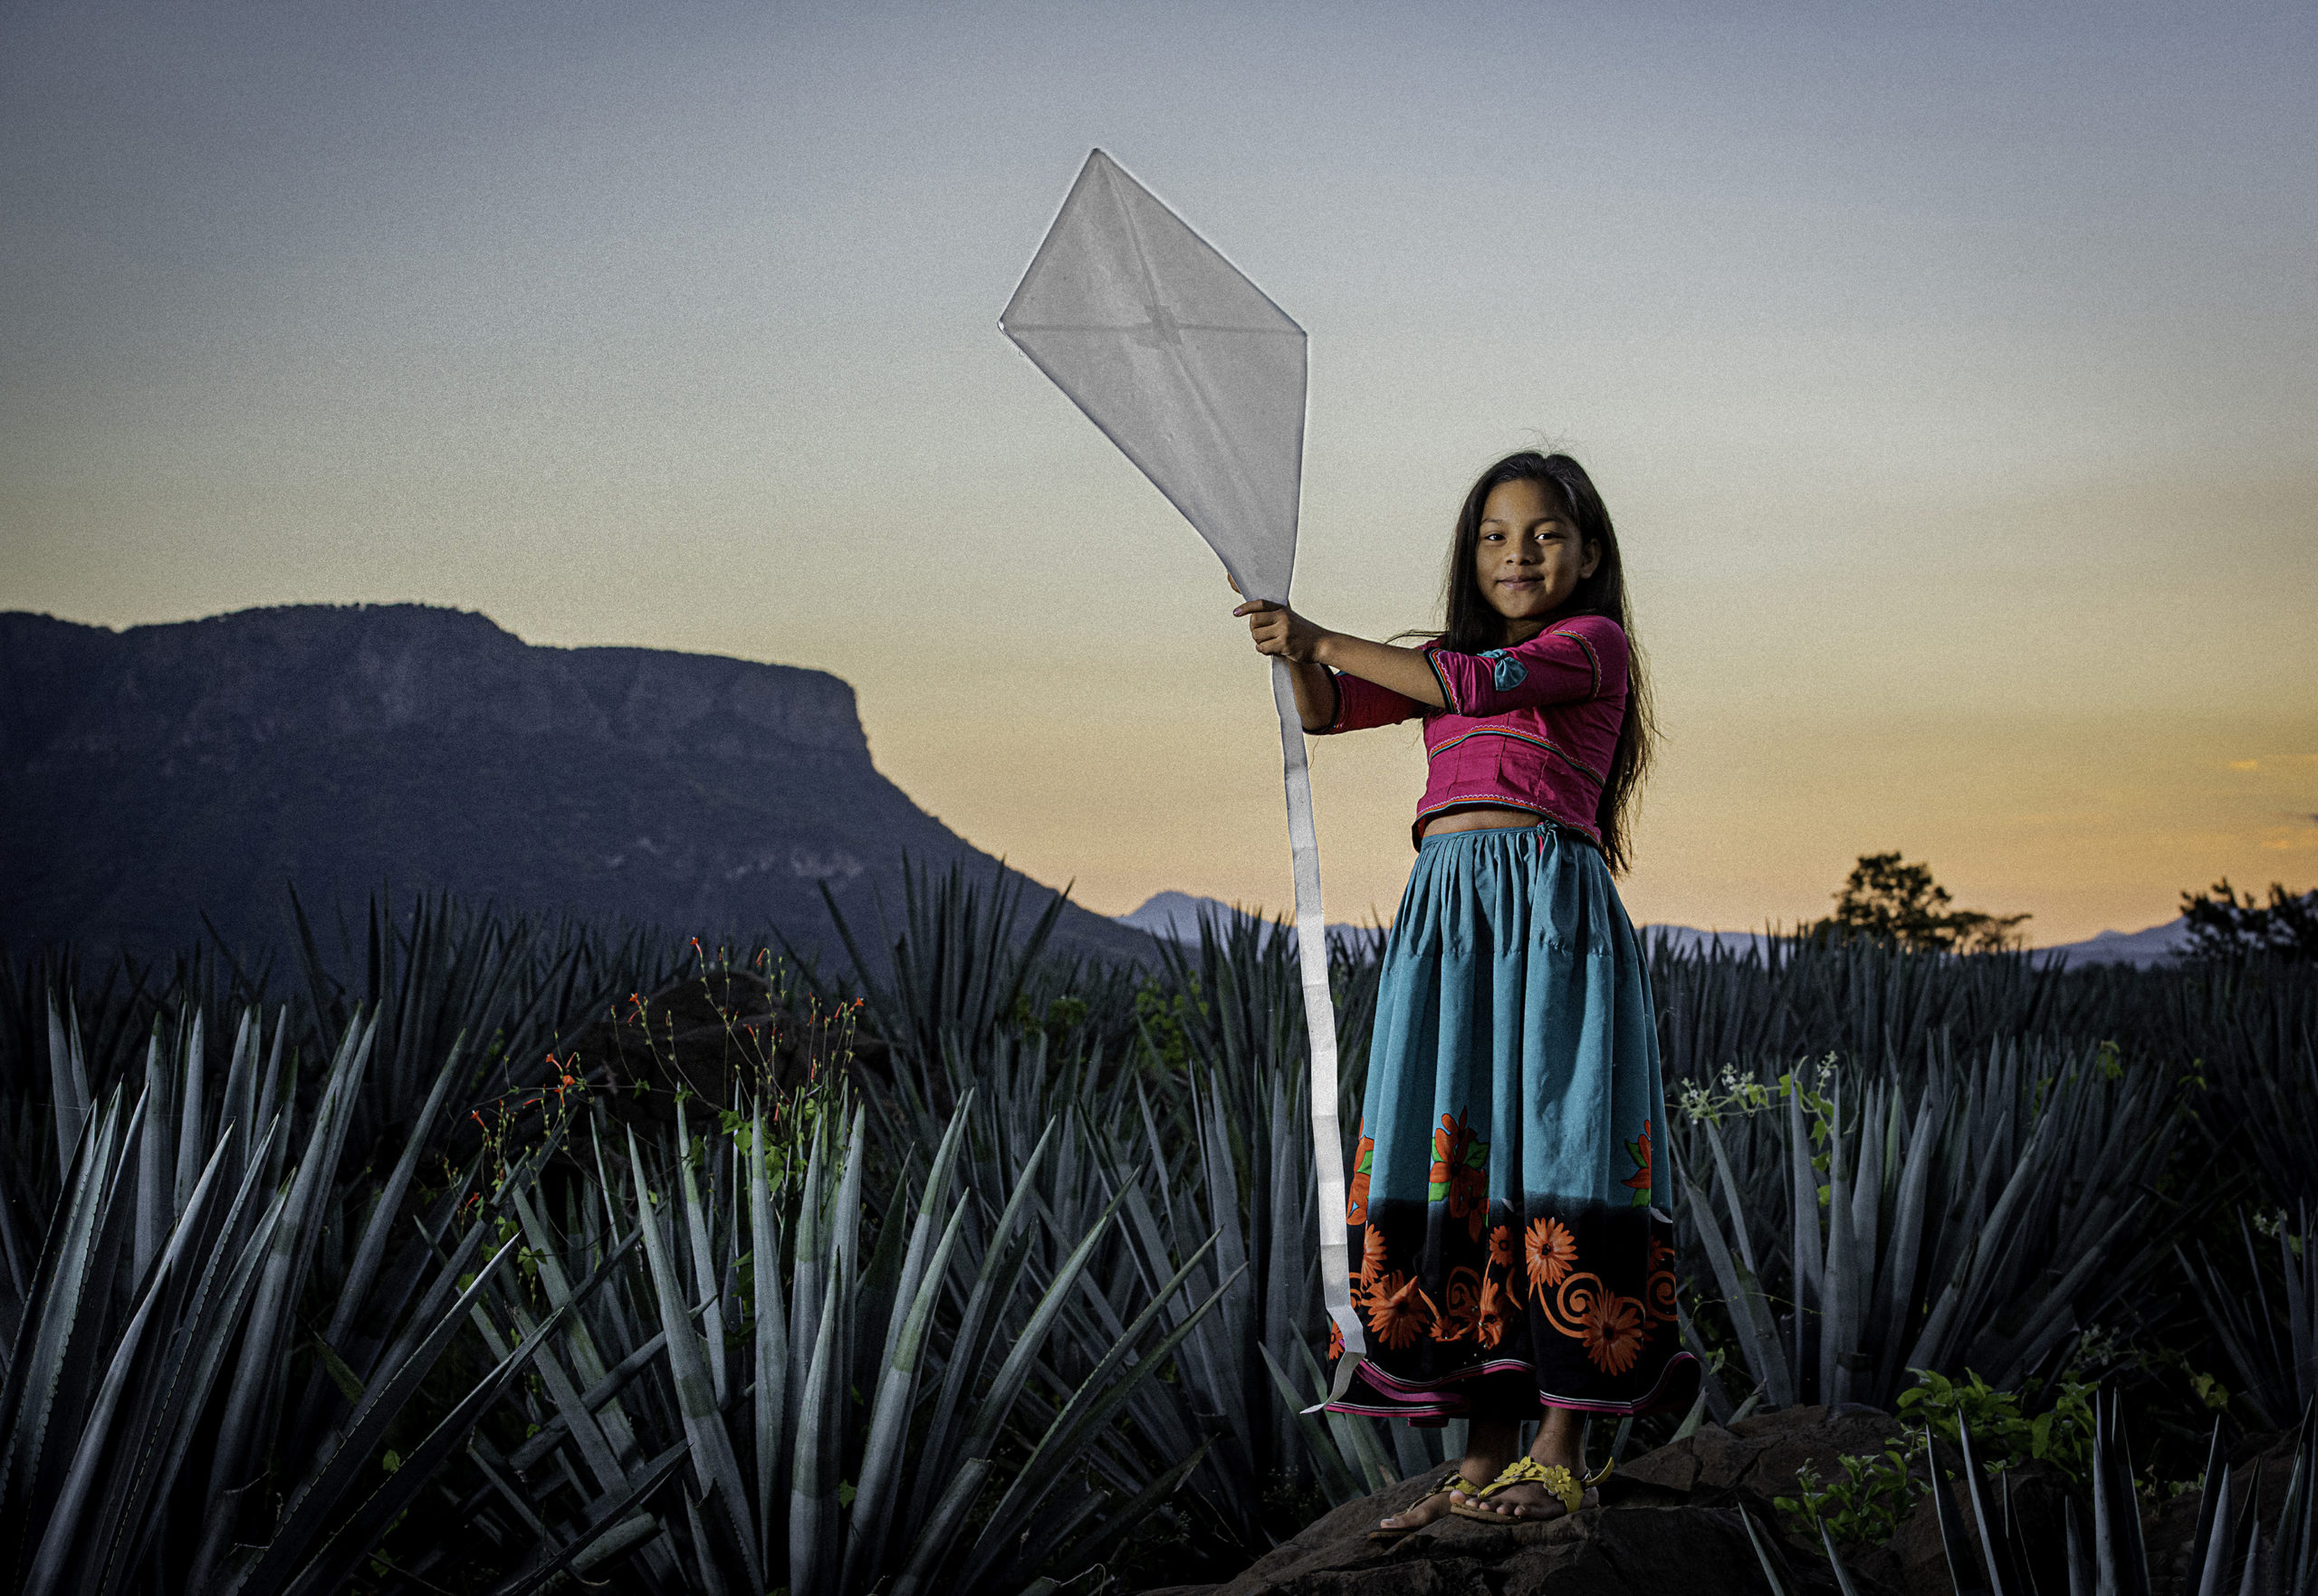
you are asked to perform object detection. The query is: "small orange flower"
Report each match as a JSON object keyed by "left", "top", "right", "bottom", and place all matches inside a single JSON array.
[
  {"left": 1359, "top": 1225, "right": 1389, "bottom": 1290},
  {"left": 1488, "top": 1224, "right": 1517, "bottom": 1272},
  {"left": 1578, "top": 1290, "right": 1647, "bottom": 1375},
  {"left": 1526, "top": 1218, "right": 1578, "bottom": 1291},
  {"left": 1365, "top": 1272, "right": 1432, "bottom": 1351},
  {"left": 1328, "top": 1318, "right": 1346, "bottom": 1362}
]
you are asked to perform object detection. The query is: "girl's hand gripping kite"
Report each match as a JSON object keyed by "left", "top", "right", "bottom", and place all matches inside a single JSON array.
[{"left": 1000, "top": 149, "right": 1364, "bottom": 1402}]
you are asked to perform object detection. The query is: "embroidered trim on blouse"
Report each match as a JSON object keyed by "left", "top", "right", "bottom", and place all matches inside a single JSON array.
[
  {"left": 1425, "top": 726, "right": 1609, "bottom": 786},
  {"left": 1424, "top": 647, "right": 1459, "bottom": 715},
  {"left": 1546, "top": 626, "right": 1603, "bottom": 700}
]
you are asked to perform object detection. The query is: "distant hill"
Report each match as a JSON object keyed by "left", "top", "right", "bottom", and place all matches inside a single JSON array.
[
  {"left": 1116, "top": 891, "right": 1378, "bottom": 948},
  {"left": 0, "top": 605, "right": 1154, "bottom": 969},
  {"left": 2039, "top": 916, "right": 2192, "bottom": 967}
]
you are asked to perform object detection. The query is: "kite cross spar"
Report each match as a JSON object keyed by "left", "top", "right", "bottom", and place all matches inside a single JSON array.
[{"left": 1000, "top": 148, "right": 1364, "bottom": 1401}]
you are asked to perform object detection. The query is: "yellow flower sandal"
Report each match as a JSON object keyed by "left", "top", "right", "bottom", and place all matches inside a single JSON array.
[
  {"left": 1446, "top": 1457, "right": 1586, "bottom": 1524},
  {"left": 1368, "top": 1472, "right": 1488, "bottom": 1542}
]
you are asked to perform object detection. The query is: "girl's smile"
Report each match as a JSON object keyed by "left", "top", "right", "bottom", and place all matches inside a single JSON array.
[{"left": 1475, "top": 478, "right": 1600, "bottom": 639}]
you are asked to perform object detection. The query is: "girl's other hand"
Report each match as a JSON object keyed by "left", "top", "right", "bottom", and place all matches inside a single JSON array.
[{"left": 1234, "top": 597, "right": 1328, "bottom": 664}]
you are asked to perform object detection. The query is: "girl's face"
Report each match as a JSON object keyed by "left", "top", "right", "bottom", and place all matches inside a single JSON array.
[{"left": 1473, "top": 478, "right": 1599, "bottom": 634}]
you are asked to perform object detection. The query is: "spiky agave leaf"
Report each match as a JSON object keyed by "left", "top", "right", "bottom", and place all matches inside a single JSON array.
[
  {"left": 839, "top": 1199, "right": 969, "bottom": 1591},
  {"left": 72, "top": 1123, "right": 288, "bottom": 1596},
  {"left": 626, "top": 1124, "right": 762, "bottom": 1595},
  {"left": 21, "top": 1125, "right": 238, "bottom": 1596},
  {"left": 970, "top": 1255, "right": 1247, "bottom": 1593}
]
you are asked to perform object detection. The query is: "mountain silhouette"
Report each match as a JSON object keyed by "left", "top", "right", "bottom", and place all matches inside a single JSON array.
[{"left": 0, "top": 604, "right": 1153, "bottom": 969}]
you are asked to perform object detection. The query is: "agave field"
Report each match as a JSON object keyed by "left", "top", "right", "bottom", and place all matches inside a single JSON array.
[{"left": 0, "top": 871, "right": 2313, "bottom": 1595}]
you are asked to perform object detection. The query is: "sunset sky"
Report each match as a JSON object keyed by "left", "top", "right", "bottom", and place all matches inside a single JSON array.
[{"left": 5, "top": 1, "right": 2313, "bottom": 944}]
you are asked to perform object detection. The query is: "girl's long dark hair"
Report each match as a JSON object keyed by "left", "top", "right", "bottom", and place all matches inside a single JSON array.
[{"left": 1423, "top": 451, "right": 1657, "bottom": 874}]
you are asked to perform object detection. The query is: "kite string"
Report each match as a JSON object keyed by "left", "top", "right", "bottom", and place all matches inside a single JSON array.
[{"left": 1271, "top": 658, "right": 1367, "bottom": 1406}]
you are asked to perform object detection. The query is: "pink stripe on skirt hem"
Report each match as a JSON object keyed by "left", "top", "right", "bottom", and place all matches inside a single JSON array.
[{"left": 1323, "top": 1350, "right": 1700, "bottom": 1422}]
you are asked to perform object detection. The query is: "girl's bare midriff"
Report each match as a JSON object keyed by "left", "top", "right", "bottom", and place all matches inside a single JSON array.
[{"left": 1421, "top": 805, "right": 1545, "bottom": 840}]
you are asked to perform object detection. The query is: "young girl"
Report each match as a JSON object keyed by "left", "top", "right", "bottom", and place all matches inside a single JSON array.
[{"left": 1236, "top": 451, "right": 1698, "bottom": 1532}]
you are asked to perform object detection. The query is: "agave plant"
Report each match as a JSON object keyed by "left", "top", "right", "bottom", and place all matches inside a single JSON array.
[
  {"left": 281, "top": 884, "right": 686, "bottom": 1161},
  {"left": 865, "top": 887, "right": 1424, "bottom": 1540},
  {"left": 1672, "top": 1038, "right": 2182, "bottom": 1413},
  {"left": 1749, "top": 1388, "right": 2317, "bottom": 1596},
  {"left": 1137, "top": 908, "right": 1426, "bottom": 1502},
  {"left": 2184, "top": 1205, "right": 2318, "bottom": 1433},
  {"left": 1648, "top": 932, "right": 2090, "bottom": 1083},
  {"left": 454, "top": 1079, "right": 1239, "bottom": 1595},
  {"left": 1932, "top": 1391, "right": 2317, "bottom": 1596},
  {"left": 814, "top": 855, "right": 1149, "bottom": 1072},
  {"left": 0, "top": 1000, "right": 605, "bottom": 1596},
  {"left": 2208, "top": 1029, "right": 2318, "bottom": 1213},
  {"left": 887, "top": 1022, "right": 1424, "bottom": 1552},
  {"left": 0, "top": 891, "right": 679, "bottom": 1247},
  {"left": 0, "top": 951, "right": 263, "bottom": 1250}
]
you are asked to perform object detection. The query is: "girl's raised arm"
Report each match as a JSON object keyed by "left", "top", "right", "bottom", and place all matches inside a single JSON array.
[{"left": 1234, "top": 600, "right": 1448, "bottom": 730}]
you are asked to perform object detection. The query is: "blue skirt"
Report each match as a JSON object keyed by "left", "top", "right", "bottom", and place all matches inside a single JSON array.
[{"left": 1327, "top": 823, "right": 1698, "bottom": 1420}]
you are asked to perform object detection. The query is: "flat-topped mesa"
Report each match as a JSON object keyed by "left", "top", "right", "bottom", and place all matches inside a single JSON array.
[
  {"left": 0, "top": 605, "right": 867, "bottom": 766},
  {"left": 0, "top": 604, "right": 1151, "bottom": 967}
]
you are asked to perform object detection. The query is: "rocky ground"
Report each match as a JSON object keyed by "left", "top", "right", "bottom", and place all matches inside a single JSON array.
[{"left": 1135, "top": 1405, "right": 2297, "bottom": 1596}]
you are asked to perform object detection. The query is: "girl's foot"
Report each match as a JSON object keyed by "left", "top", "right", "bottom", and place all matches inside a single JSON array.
[
  {"left": 1371, "top": 1469, "right": 1494, "bottom": 1537},
  {"left": 1450, "top": 1457, "right": 1590, "bottom": 1522}
]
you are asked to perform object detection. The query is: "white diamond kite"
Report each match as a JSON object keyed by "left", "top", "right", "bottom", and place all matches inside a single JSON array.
[{"left": 1001, "top": 148, "right": 1364, "bottom": 1397}]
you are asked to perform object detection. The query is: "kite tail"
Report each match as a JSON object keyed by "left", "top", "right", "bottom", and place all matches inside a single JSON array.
[{"left": 1272, "top": 657, "right": 1367, "bottom": 1407}]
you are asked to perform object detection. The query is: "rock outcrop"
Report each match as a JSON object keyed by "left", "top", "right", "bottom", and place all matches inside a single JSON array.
[
  {"left": 1140, "top": 1405, "right": 2269, "bottom": 1596},
  {"left": 1142, "top": 1483, "right": 1825, "bottom": 1596},
  {"left": 1142, "top": 1408, "right": 1889, "bottom": 1596}
]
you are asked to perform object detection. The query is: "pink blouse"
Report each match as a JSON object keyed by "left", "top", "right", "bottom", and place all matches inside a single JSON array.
[{"left": 1318, "top": 614, "right": 1629, "bottom": 848}]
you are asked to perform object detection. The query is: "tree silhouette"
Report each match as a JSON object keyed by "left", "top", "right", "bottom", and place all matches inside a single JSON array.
[
  {"left": 1821, "top": 851, "right": 2031, "bottom": 953},
  {"left": 2179, "top": 878, "right": 2318, "bottom": 962}
]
